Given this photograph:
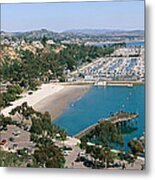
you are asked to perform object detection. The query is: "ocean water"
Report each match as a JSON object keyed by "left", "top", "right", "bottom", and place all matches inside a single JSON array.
[
  {"left": 126, "top": 41, "right": 144, "bottom": 47},
  {"left": 93, "top": 41, "right": 144, "bottom": 47},
  {"left": 53, "top": 85, "right": 145, "bottom": 151}
]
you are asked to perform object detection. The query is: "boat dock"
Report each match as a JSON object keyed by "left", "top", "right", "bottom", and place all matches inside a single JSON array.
[
  {"left": 74, "top": 112, "right": 138, "bottom": 139},
  {"left": 94, "top": 80, "right": 144, "bottom": 87},
  {"left": 100, "top": 112, "right": 138, "bottom": 126}
]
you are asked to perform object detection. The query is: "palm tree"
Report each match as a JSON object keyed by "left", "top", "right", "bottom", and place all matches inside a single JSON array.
[{"left": 59, "top": 129, "right": 67, "bottom": 146}]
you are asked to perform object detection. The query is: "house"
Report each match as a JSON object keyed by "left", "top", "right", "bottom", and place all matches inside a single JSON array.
[
  {"left": 0, "top": 82, "right": 11, "bottom": 93},
  {"left": 46, "top": 39, "right": 55, "bottom": 45}
]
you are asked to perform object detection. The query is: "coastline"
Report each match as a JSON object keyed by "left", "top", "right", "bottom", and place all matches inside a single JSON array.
[
  {"left": 34, "top": 85, "right": 91, "bottom": 120},
  {"left": 1, "top": 83, "right": 91, "bottom": 120},
  {"left": 1, "top": 83, "right": 64, "bottom": 117},
  {"left": 59, "top": 80, "right": 144, "bottom": 87},
  {"left": 1, "top": 81, "right": 143, "bottom": 119},
  {"left": 52, "top": 84, "right": 144, "bottom": 146}
]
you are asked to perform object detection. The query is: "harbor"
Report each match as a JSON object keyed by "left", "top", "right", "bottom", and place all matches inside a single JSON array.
[
  {"left": 66, "top": 46, "right": 144, "bottom": 84},
  {"left": 53, "top": 85, "right": 144, "bottom": 151}
]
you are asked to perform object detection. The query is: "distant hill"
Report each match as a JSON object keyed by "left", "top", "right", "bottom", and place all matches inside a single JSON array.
[
  {"left": 0, "top": 28, "right": 144, "bottom": 41},
  {"left": 1, "top": 29, "right": 62, "bottom": 41},
  {"left": 64, "top": 29, "right": 144, "bottom": 36}
]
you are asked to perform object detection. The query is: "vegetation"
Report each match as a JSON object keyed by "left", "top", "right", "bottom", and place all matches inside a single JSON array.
[
  {"left": 0, "top": 85, "right": 22, "bottom": 108},
  {"left": 80, "top": 121, "right": 124, "bottom": 149},
  {"left": 1, "top": 43, "right": 115, "bottom": 89},
  {"left": 80, "top": 121, "right": 124, "bottom": 168},
  {"left": 0, "top": 114, "right": 13, "bottom": 131},
  {"left": 0, "top": 147, "right": 31, "bottom": 167},
  {"left": 128, "top": 139, "right": 144, "bottom": 156},
  {"left": 33, "top": 144, "right": 65, "bottom": 168},
  {"left": 0, "top": 39, "right": 116, "bottom": 108},
  {"left": 41, "top": 35, "right": 48, "bottom": 46},
  {"left": 0, "top": 103, "right": 67, "bottom": 168}
]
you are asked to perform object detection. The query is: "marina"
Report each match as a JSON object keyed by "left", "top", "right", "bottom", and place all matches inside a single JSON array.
[{"left": 67, "top": 45, "right": 144, "bottom": 83}]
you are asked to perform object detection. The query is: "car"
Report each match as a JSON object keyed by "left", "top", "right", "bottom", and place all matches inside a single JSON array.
[
  {"left": 0, "top": 139, "right": 7, "bottom": 145},
  {"left": 63, "top": 146, "right": 72, "bottom": 151},
  {"left": 63, "top": 150, "right": 70, "bottom": 156},
  {"left": 112, "top": 162, "right": 121, "bottom": 168},
  {"left": 79, "top": 151, "right": 85, "bottom": 157},
  {"left": 12, "top": 130, "right": 21, "bottom": 136},
  {"left": 23, "top": 125, "right": 31, "bottom": 131},
  {"left": 28, "top": 91, "right": 33, "bottom": 95},
  {"left": 83, "top": 159, "right": 93, "bottom": 168}
]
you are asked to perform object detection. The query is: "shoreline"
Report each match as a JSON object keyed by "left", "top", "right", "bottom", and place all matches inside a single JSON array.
[
  {"left": 85, "top": 39, "right": 144, "bottom": 46},
  {"left": 1, "top": 81, "right": 144, "bottom": 119},
  {"left": 60, "top": 80, "right": 144, "bottom": 87},
  {"left": 1, "top": 83, "right": 91, "bottom": 120},
  {"left": 34, "top": 85, "right": 91, "bottom": 120},
  {"left": 1, "top": 83, "right": 64, "bottom": 117}
]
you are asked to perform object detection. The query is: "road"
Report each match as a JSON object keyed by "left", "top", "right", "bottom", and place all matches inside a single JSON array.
[{"left": 64, "top": 146, "right": 87, "bottom": 169}]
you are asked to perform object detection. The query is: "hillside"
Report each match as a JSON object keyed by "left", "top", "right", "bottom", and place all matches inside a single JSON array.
[
  {"left": 63, "top": 29, "right": 144, "bottom": 36},
  {"left": 1, "top": 29, "right": 144, "bottom": 41}
]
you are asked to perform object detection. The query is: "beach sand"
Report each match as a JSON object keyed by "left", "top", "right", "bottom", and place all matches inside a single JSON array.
[
  {"left": 1, "top": 83, "right": 91, "bottom": 121},
  {"left": 1, "top": 83, "right": 64, "bottom": 117},
  {"left": 33, "top": 85, "right": 91, "bottom": 120}
]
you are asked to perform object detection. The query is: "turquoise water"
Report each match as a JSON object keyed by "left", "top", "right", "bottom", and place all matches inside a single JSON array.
[{"left": 53, "top": 85, "right": 145, "bottom": 151}]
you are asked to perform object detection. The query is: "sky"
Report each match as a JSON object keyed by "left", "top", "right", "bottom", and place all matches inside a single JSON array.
[{"left": 1, "top": 0, "right": 144, "bottom": 32}]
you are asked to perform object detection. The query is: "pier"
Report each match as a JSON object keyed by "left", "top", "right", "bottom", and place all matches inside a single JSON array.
[
  {"left": 94, "top": 80, "right": 144, "bottom": 87},
  {"left": 74, "top": 112, "right": 138, "bottom": 139}
]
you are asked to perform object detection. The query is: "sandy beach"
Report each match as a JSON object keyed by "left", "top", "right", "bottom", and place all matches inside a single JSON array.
[
  {"left": 34, "top": 85, "right": 91, "bottom": 120},
  {"left": 1, "top": 83, "right": 64, "bottom": 117},
  {"left": 1, "top": 83, "right": 91, "bottom": 120}
]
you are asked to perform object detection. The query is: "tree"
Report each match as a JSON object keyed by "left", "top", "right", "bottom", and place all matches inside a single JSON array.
[
  {"left": 94, "top": 121, "right": 124, "bottom": 148},
  {"left": 10, "top": 102, "right": 35, "bottom": 122},
  {"left": 0, "top": 147, "right": 31, "bottom": 167},
  {"left": 1, "top": 104, "right": 66, "bottom": 168},
  {"left": 41, "top": 35, "right": 48, "bottom": 46},
  {"left": 80, "top": 121, "right": 124, "bottom": 169},
  {"left": 33, "top": 144, "right": 65, "bottom": 168},
  {"left": 0, "top": 85, "right": 23, "bottom": 108},
  {"left": 7, "top": 85, "right": 22, "bottom": 95},
  {"left": 59, "top": 129, "right": 67, "bottom": 146},
  {"left": 128, "top": 139, "right": 144, "bottom": 156},
  {"left": 0, "top": 114, "right": 12, "bottom": 130}
]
